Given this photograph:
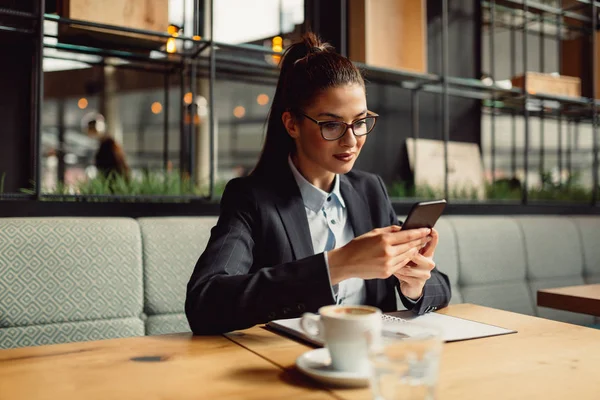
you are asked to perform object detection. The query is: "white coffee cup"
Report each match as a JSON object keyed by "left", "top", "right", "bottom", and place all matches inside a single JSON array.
[{"left": 300, "top": 305, "right": 382, "bottom": 373}]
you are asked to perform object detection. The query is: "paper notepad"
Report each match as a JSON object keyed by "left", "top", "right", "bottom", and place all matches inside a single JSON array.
[{"left": 267, "top": 310, "right": 516, "bottom": 346}]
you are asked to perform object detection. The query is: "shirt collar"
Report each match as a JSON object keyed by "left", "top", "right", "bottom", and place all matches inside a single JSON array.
[{"left": 287, "top": 155, "right": 346, "bottom": 212}]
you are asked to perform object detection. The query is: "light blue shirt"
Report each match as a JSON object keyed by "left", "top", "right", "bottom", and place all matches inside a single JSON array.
[{"left": 287, "top": 157, "right": 366, "bottom": 305}]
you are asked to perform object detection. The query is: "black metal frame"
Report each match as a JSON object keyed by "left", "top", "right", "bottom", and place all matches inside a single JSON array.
[
  {"left": 1, "top": 199, "right": 598, "bottom": 218},
  {"left": 482, "top": 0, "right": 599, "bottom": 206},
  {"left": 0, "top": 0, "right": 598, "bottom": 212},
  {"left": 523, "top": 0, "right": 530, "bottom": 204},
  {"left": 33, "top": 0, "right": 44, "bottom": 198},
  {"left": 593, "top": 0, "right": 599, "bottom": 203}
]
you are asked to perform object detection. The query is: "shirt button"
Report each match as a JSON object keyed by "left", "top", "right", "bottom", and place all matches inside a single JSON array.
[
  {"left": 330, "top": 219, "right": 336, "bottom": 225},
  {"left": 282, "top": 307, "right": 291, "bottom": 315},
  {"left": 267, "top": 312, "right": 277, "bottom": 319},
  {"left": 297, "top": 303, "right": 306, "bottom": 312},
  {"left": 327, "top": 197, "right": 332, "bottom": 202}
]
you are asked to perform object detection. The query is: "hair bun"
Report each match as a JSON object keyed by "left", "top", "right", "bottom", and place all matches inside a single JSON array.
[
  {"left": 303, "top": 32, "right": 332, "bottom": 54},
  {"left": 278, "top": 33, "right": 332, "bottom": 70}
]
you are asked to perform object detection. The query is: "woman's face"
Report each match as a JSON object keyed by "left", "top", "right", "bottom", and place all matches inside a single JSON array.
[{"left": 284, "top": 83, "right": 368, "bottom": 185}]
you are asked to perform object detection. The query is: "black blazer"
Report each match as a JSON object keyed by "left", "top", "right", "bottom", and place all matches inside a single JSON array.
[{"left": 186, "top": 165, "right": 451, "bottom": 334}]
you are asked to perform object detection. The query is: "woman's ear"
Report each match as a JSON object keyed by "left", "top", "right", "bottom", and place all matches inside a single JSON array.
[{"left": 282, "top": 111, "right": 300, "bottom": 139}]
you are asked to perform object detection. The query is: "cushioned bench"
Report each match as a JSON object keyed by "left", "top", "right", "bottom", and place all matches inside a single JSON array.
[
  {"left": 138, "top": 217, "right": 217, "bottom": 336},
  {"left": 0, "top": 218, "right": 145, "bottom": 349},
  {"left": 0, "top": 215, "right": 598, "bottom": 349},
  {"left": 394, "top": 216, "right": 600, "bottom": 326}
]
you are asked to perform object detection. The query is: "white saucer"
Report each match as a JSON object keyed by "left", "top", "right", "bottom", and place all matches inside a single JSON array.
[{"left": 295, "top": 348, "right": 370, "bottom": 388}]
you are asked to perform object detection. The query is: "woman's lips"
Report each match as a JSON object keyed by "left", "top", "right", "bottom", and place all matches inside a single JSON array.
[{"left": 333, "top": 153, "right": 355, "bottom": 162}]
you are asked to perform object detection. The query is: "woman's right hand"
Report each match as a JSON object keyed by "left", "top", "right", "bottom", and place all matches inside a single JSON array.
[{"left": 326, "top": 226, "right": 432, "bottom": 285}]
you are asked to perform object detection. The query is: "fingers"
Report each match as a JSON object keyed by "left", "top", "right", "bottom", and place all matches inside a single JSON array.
[
  {"left": 386, "top": 228, "right": 431, "bottom": 246},
  {"left": 396, "top": 265, "right": 432, "bottom": 280},
  {"left": 377, "top": 247, "right": 419, "bottom": 279},
  {"left": 409, "top": 253, "right": 436, "bottom": 271},
  {"left": 380, "top": 225, "right": 402, "bottom": 233},
  {"left": 366, "top": 225, "right": 402, "bottom": 238},
  {"left": 420, "top": 228, "right": 439, "bottom": 257},
  {"left": 394, "top": 254, "right": 435, "bottom": 283},
  {"left": 389, "top": 235, "right": 433, "bottom": 257},
  {"left": 386, "top": 248, "right": 418, "bottom": 272}
]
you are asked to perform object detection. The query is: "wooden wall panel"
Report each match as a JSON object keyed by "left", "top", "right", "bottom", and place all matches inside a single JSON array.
[{"left": 349, "top": 0, "right": 427, "bottom": 73}]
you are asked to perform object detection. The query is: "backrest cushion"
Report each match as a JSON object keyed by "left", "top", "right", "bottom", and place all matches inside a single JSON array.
[
  {"left": 516, "top": 216, "right": 583, "bottom": 280},
  {"left": 432, "top": 217, "right": 461, "bottom": 303},
  {"left": 571, "top": 216, "right": 600, "bottom": 283},
  {"left": 516, "top": 216, "right": 592, "bottom": 325},
  {"left": 139, "top": 217, "right": 218, "bottom": 316},
  {"left": 449, "top": 216, "right": 534, "bottom": 315},
  {"left": 0, "top": 217, "right": 143, "bottom": 327},
  {"left": 449, "top": 216, "right": 527, "bottom": 285}
]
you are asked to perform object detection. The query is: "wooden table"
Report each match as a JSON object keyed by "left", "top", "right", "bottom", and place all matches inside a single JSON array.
[
  {"left": 0, "top": 331, "right": 336, "bottom": 400},
  {"left": 537, "top": 284, "right": 600, "bottom": 316},
  {"left": 2, "top": 304, "right": 600, "bottom": 400},
  {"left": 227, "top": 304, "right": 600, "bottom": 400}
]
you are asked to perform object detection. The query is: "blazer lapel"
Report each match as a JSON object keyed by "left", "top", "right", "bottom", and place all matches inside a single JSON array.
[
  {"left": 340, "top": 175, "right": 372, "bottom": 237},
  {"left": 273, "top": 167, "right": 315, "bottom": 260}
]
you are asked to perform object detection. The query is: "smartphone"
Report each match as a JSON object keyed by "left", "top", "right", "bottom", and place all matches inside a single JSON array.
[{"left": 401, "top": 199, "right": 447, "bottom": 230}]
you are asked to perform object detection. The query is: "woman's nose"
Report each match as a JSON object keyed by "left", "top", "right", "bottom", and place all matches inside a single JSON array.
[{"left": 340, "top": 126, "right": 357, "bottom": 147}]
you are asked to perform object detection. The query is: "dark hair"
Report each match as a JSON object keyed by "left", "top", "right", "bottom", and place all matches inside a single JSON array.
[
  {"left": 251, "top": 32, "right": 365, "bottom": 176},
  {"left": 95, "top": 137, "right": 130, "bottom": 180}
]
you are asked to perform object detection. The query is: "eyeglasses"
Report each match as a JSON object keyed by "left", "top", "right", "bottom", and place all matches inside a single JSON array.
[{"left": 298, "top": 111, "right": 379, "bottom": 141}]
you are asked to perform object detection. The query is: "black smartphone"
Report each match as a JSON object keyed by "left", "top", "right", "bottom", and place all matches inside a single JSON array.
[{"left": 401, "top": 199, "right": 447, "bottom": 230}]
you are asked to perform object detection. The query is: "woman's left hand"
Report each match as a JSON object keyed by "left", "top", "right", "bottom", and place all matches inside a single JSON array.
[{"left": 393, "top": 228, "right": 438, "bottom": 300}]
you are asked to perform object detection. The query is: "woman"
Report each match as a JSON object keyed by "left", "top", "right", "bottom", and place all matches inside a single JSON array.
[{"left": 186, "top": 33, "right": 451, "bottom": 335}]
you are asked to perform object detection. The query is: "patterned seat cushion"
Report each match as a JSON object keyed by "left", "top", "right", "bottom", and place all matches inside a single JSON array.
[
  {"left": 145, "top": 314, "right": 190, "bottom": 336},
  {"left": 0, "top": 318, "right": 144, "bottom": 349}
]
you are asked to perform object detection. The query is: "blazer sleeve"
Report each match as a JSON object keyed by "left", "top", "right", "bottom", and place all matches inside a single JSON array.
[
  {"left": 185, "top": 178, "right": 335, "bottom": 335},
  {"left": 375, "top": 176, "right": 452, "bottom": 315}
]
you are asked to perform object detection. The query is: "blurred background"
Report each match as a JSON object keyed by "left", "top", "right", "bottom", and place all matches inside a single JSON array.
[{"left": 1, "top": 0, "right": 599, "bottom": 210}]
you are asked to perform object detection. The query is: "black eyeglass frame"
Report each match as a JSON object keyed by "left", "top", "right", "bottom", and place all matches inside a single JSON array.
[{"left": 297, "top": 111, "right": 379, "bottom": 141}]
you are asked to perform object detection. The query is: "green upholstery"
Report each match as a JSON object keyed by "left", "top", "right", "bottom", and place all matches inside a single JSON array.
[
  {"left": 0, "top": 218, "right": 144, "bottom": 348},
  {"left": 138, "top": 217, "right": 217, "bottom": 335},
  {"left": 146, "top": 314, "right": 191, "bottom": 336}
]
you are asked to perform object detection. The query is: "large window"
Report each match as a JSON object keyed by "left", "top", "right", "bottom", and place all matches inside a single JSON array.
[{"left": 1, "top": 0, "right": 598, "bottom": 208}]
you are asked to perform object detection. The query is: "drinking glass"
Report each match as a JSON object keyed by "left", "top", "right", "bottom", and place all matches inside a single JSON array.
[{"left": 368, "top": 323, "right": 443, "bottom": 400}]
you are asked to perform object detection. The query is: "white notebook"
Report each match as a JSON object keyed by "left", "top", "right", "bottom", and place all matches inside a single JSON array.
[{"left": 267, "top": 310, "right": 516, "bottom": 346}]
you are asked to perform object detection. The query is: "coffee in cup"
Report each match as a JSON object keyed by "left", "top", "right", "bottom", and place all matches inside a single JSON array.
[{"left": 300, "top": 305, "right": 382, "bottom": 373}]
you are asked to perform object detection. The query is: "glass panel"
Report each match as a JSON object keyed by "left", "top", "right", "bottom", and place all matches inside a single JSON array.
[
  {"left": 214, "top": 0, "right": 304, "bottom": 45},
  {"left": 213, "top": 78, "right": 275, "bottom": 196},
  {"left": 41, "top": 55, "right": 185, "bottom": 197},
  {"left": 353, "top": 83, "right": 447, "bottom": 202},
  {"left": 481, "top": 106, "right": 525, "bottom": 202}
]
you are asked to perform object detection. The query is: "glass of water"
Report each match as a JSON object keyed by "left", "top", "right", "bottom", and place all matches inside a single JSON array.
[{"left": 368, "top": 323, "right": 443, "bottom": 400}]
